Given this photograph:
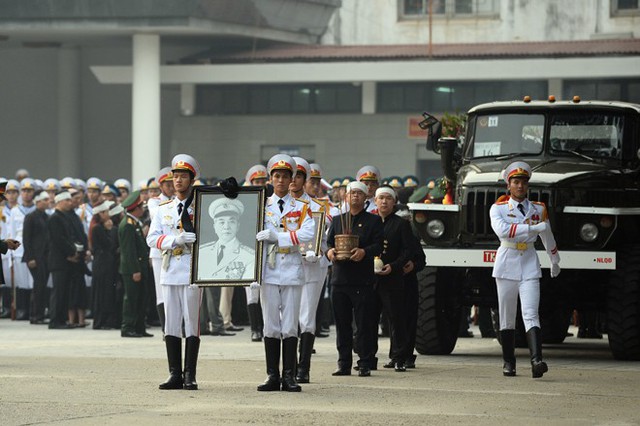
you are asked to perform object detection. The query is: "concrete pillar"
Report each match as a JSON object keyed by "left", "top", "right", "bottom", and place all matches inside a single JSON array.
[
  {"left": 132, "top": 33, "right": 160, "bottom": 185},
  {"left": 362, "top": 81, "right": 376, "bottom": 114},
  {"left": 180, "top": 84, "right": 196, "bottom": 116},
  {"left": 58, "top": 47, "right": 81, "bottom": 177}
]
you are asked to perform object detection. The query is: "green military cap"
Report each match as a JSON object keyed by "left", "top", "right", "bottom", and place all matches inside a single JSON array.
[{"left": 121, "top": 190, "right": 143, "bottom": 212}]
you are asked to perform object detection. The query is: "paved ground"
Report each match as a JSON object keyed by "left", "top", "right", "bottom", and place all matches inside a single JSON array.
[{"left": 1, "top": 320, "right": 639, "bottom": 425}]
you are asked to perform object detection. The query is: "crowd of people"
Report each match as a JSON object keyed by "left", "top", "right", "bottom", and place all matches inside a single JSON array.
[{"left": 0, "top": 155, "right": 568, "bottom": 390}]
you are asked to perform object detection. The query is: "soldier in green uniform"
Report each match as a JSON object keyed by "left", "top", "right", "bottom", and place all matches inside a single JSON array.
[{"left": 119, "top": 190, "right": 153, "bottom": 338}]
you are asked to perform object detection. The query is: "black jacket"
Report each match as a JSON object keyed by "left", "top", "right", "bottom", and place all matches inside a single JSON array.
[
  {"left": 22, "top": 209, "right": 49, "bottom": 264},
  {"left": 327, "top": 209, "right": 384, "bottom": 287},
  {"left": 47, "top": 210, "right": 78, "bottom": 272},
  {"left": 377, "top": 213, "right": 414, "bottom": 286}
]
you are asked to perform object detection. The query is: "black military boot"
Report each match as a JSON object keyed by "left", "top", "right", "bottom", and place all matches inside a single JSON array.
[
  {"left": 500, "top": 329, "right": 516, "bottom": 377},
  {"left": 526, "top": 326, "right": 548, "bottom": 378},
  {"left": 159, "top": 335, "right": 183, "bottom": 389},
  {"left": 257, "top": 337, "right": 281, "bottom": 391},
  {"left": 296, "top": 332, "right": 315, "bottom": 384},
  {"left": 248, "top": 303, "right": 263, "bottom": 342},
  {"left": 281, "top": 337, "right": 301, "bottom": 392},
  {"left": 183, "top": 336, "right": 200, "bottom": 390}
]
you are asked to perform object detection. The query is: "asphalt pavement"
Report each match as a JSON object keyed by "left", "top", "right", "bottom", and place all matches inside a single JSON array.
[{"left": 1, "top": 320, "right": 639, "bottom": 425}]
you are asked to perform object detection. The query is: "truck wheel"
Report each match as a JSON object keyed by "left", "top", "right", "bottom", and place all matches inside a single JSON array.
[
  {"left": 607, "top": 245, "right": 640, "bottom": 360},
  {"left": 415, "top": 267, "right": 461, "bottom": 355},
  {"left": 490, "top": 307, "right": 527, "bottom": 348}
]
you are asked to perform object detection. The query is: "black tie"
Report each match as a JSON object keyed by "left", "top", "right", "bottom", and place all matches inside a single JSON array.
[
  {"left": 278, "top": 199, "right": 284, "bottom": 213},
  {"left": 517, "top": 203, "right": 526, "bottom": 216},
  {"left": 364, "top": 200, "right": 370, "bottom": 210},
  {"left": 177, "top": 202, "right": 183, "bottom": 216},
  {"left": 217, "top": 245, "right": 225, "bottom": 263}
]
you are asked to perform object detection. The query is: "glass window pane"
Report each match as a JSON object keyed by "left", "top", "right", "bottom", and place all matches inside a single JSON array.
[
  {"left": 627, "top": 83, "right": 640, "bottom": 103},
  {"left": 292, "top": 86, "right": 311, "bottom": 113},
  {"left": 403, "top": 0, "right": 425, "bottom": 15},
  {"left": 403, "top": 85, "right": 425, "bottom": 111},
  {"left": 597, "top": 83, "right": 621, "bottom": 101},
  {"left": 565, "top": 81, "right": 597, "bottom": 100},
  {"left": 451, "top": 83, "right": 474, "bottom": 111},
  {"left": 222, "top": 86, "right": 247, "bottom": 114},
  {"left": 336, "top": 85, "right": 361, "bottom": 112},
  {"left": 429, "top": 85, "right": 452, "bottom": 111},
  {"left": 378, "top": 85, "right": 404, "bottom": 112},
  {"left": 431, "top": 0, "right": 446, "bottom": 14},
  {"left": 268, "top": 87, "right": 291, "bottom": 113},
  {"left": 249, "top": 87, "right": 269, "bottom": 114},
  {"left": 315, "top": 87, "right": 337, "bottom": 112},
  {"left": 455, "top": 0, "right": 473, "bottom": 14},
  {"left": 618, "top": 0, "right": 639, "bottom": 10}
]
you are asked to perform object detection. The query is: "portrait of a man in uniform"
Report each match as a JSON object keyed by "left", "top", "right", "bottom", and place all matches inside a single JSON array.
[{"left": 192, "top": 188, "right": 265, "bottom": 286}]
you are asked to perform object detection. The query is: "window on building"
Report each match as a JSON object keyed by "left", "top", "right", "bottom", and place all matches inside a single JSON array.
[
  {"left": 563, "top": 78, "right": 640, "bottom": 103},
  {"left": 196, "top": 84, "right": 361, "bottom": 115},
  {"left": 400, "top": 0, "right": 499, "bottom": 19},
  {"left": 377, "top": 80, "right": 547, "bottom": 113},
  {"left": 612, "top": 0, "right": 640, "bottom": 15}
]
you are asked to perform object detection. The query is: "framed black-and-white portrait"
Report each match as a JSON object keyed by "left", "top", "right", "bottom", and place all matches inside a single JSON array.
[
  {"left": 299, "top": 211, "right": 325, "bottom": 256},
  {"left": 191, "top": 186, "right": 265, "bottom": 287}
]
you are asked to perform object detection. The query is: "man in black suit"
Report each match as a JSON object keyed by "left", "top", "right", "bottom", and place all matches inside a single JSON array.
[
  {"left": 47, "top": 192, "right": 80, "bottom": 329},
  {"left": 326, "top": 181, "right": 384, "bottom": 377},
  {"left": 23, "top": 192, "right": 51, "bottom": 324}
]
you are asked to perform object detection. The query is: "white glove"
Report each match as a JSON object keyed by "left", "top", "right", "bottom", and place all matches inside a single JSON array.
[
  {"left": 175, "top": 231, "right": 196, "bottom": 245},
  {"left": 304, "top": 250, "right": 319, "bottom": 263},
  {"left": 550, "top": 263, "right": 561, "bottom": 278},
  {"left": 529, "top": 222, "right": 548, "bottom": 235},
  {"left": 256, "top": 229, "right": 278, "bottom": 242},
  {"left": 249, "top": 281, "right": 260, "bottom": 290}
]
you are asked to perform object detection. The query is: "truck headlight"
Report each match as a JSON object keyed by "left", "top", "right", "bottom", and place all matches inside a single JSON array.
[
  {"left": 579, "top": 223, "right": 599, "bottom": 242},
  {"left": 426, "top": 219, "right": 445, "bottom": 239}
]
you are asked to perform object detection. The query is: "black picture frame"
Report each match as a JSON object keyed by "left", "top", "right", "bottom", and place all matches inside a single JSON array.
[{"left": 191, "top": 186, "right": 265, "bottom": 287}]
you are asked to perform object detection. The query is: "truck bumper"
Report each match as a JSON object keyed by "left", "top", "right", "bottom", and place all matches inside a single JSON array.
[{"left": 424, "top": 249, "right": 616, "bottom": 270}]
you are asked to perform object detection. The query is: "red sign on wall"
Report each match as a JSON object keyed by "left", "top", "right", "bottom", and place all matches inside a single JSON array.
[{"left": 408, "top": 117, "right": 429, "bottom": 139}]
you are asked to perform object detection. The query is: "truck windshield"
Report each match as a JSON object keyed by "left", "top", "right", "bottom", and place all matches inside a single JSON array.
[
  {"left": 549, "top": 113, "right": 623, "bottom": 160},
  {"left": 470, "top": 114, "right": 544, "bottom": 158}
]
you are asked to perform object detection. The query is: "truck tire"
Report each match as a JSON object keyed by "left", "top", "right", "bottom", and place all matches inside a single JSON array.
[
  {"left": 607, "top": 245, "right": 640, "bottom": 360},
  {"left": 415, "top": 267, "right": 461, "bottom": 355}
]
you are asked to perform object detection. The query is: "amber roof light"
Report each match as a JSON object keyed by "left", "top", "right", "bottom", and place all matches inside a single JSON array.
[
  {"left": 523, "top": 96, "right": 532, "bottom": 103},
  {"left": 572, "top": 96, "right": 581, "bottom": 103},
  {"left": 548, "top": 95, "right": 556, "bottom": 103}
]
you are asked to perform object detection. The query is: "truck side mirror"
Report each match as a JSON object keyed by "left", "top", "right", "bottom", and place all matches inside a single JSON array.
[{"left": 420, "top": 112, "right": 442, "bottom": 154}]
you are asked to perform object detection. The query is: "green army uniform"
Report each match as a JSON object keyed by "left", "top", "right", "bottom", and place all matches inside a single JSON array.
[{"left": 119, "top": 191, "right": 151, "bottom": 337}]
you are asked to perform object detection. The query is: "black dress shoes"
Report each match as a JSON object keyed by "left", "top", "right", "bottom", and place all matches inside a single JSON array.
[
  {"left": 121, "top": 331, "right": 142, "bottom": 338},
  {"left": 331, "top": 368, "right": 351, "bottom": 376},
  {"left": 394, "top": 362, "right": 406, "bottom": 372},
  {"left": 383, "top": 360, "right": 395, "bottom": 369},
  {"left": 225, "top": 325, "right": 244, "bottom": 332},
  {"left": 357, "top": 367, "right": 371, "bottom": 377},
  {"left": 251, "top": 331, "right": 263, "bottom": 342},
  {"left": 140, "top": 332, "right": 154, "bottom": 337}
]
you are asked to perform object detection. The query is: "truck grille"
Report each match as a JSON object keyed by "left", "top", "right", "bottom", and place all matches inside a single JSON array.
[{"left": 465, "top": 187, "right": 552, "bottom": 239}]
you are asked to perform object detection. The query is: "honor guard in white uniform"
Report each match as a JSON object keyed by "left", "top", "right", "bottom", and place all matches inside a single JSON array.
[
  {"left": 243, "top": 164, "right": 269, "bottom": 341},
  {"left": 8, "top": 178, "right": 37, "bottom": 320},
  {"left": 147, "top": 167, "right": 174, "bottom": 330},
  {"left": 0, "top": 179, "right": 19, "bottom": 317},
  {"left": 114, "top": 178, "right": 132, "bottom": 202},
  {"left": 147, "top": 154, "right": 202, "bottom": 391},
  {"left": 490, "top": 161, "right": 561, "bottom": 379},
  {"left": 43, "top": 178, "right": 60, "bottom": 215},
  {"left": 255, "top": 154, "right": 315, "bottom": 392},
  {"left": 290, "top": 158, "right": 331, "bottom": 384},
  {"left": 357, "top": 165, "right": 381, "bottom": 214}
]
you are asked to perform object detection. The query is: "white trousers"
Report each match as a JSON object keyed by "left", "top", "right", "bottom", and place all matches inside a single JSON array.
[
  {"left": 150, "top": 258, "right": 164, "bottom": 305},
  {"left": 260, "top": 283, "right": 302, "bottom": 339},
  {"left": 496, "top": 278, "right": 540, "bottom": 332},
  {"left": 12, "top": 261, "right": 33, "bottom": 290},
  {"left": 219, "top": 286, "right": 234, "bottom": 326},
  {"left": 299, "top": 280, "right": 324, "bottom": 334},
  {"left": 162, "top": 284, "right": 202, "bottom": 338}
]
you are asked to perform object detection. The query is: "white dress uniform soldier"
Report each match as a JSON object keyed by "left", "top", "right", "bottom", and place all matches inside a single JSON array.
[
  {"left": 244, "top": 164, "right": 268, "bottom": 341},
  {"left": 290, "top": 159, "right": 331, "bottom": 384},
  {"left": 255, "top": 154, "right": 315, "bottom": 392},
  {"left": 357, "top": 165, "right": 381, "bottom": 214},
  {"left": 43, "top": 178, "right": 61, "bottom": 215},
  {"left": 147, "top": 154, "right": 202, "bottom": 391},
  {"left": 147, "top": 167, "right": 174, "bottom": 331},
  {"left": 490, "top": 161, "right": 561, "bottom": 379},
  {"left": 1, "top": 179, "right": 19, "bottom": 317},
  {"left": 198, "top": 198, "right": 255, "bottom": 280},
  {"left": 8, "top": 178, "right": 37, "bottom": 320},
  {"left": 114, "top": 178, "right": 132, "bottom": 203}
]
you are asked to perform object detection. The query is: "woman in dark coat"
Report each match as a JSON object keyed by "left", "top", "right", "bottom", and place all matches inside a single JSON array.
[{"left": 90, "top": 202, "right": 118, "bottom": 329}]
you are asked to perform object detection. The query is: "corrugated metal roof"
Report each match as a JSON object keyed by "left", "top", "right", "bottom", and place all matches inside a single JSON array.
[{"left": 187, "top": 39, "right": 640, "bottom": 64}]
